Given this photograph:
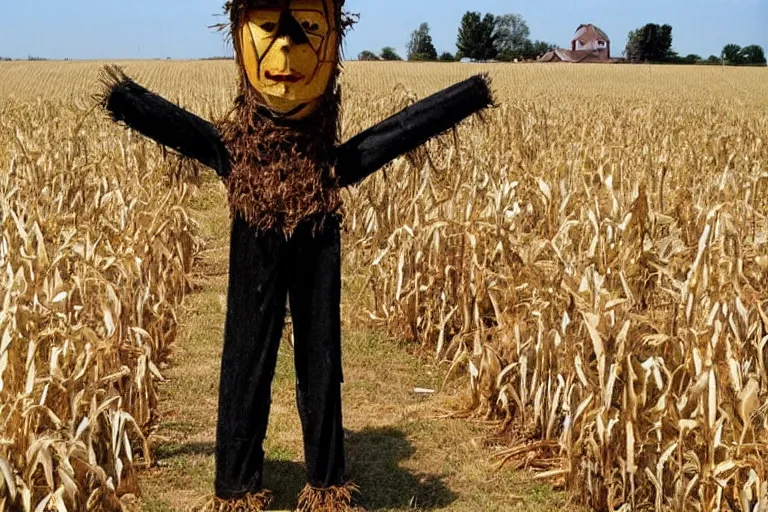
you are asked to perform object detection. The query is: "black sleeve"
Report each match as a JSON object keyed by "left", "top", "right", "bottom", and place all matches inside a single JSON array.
[
  {"left": 334, "top": 74, "right": 494, "bottom": 188},
  {"left": 97, "top": 65, "right": 231, "bottom": 178}
]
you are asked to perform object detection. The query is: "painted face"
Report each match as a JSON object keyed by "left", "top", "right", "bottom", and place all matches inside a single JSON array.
[{"left": 239, "top": 0, "right": 338, "bottom": 119}]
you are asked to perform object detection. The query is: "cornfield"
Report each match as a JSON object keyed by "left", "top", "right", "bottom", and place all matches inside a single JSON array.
[
  {"left": 0, "top": 71, "right": 204, "bottom": 510},
  {"left": 1, "top": 60, "right": 768, "bottom": 511}
]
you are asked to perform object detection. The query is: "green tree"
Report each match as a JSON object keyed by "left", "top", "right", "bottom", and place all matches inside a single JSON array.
[
  {"left": 625, "top": 23, "right": 674, "bottom": 62},
  {"left": 380, "top": 47, "right": 403, "bottom": 61},
  {"left": 456, "top": 11, "right": 498, "bottom": 61},
  {"left": 625, "top": 30, "right": 641, "bottom": 61},
  {"left": 683, "top": 54, "right": 702, "bottom": 64},
  {"left": 358, "top": 50, "right": 379, "bottom": 61},
  {"left": 406, "top": 23, "right": 438, "bottom": 61},
  {"left": 741, "top": 45, "right": 767, "bottom": 66},
  {"left": 657, "top": 24, "right": 674, "bottom": 60},
  {"left": 523, "top": 40, "right": 556, "bottom": 60},
  {"left": 705, "top": 55, "right": 722, "bottom": 65},
  {"left": 439, "top": 52, "right": 456, "bottom": 62},
  {"left": 721, "top": 44, "right": 744, "bottom": 65},
  {"left": 493, "top": 14, "right": 530, "bottom": 61}
]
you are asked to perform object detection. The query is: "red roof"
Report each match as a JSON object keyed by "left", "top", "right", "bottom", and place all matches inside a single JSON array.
[{"left": 572, "top": 24, "right": 610, "bottom": 44}]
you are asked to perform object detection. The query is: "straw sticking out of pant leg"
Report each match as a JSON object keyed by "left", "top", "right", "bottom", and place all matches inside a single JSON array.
[
  {"left": 197, "top": 491, "right": 274, "bottom": 512},
  {"left": 296, "top": 482, "right": 365, "bottom": 512}
]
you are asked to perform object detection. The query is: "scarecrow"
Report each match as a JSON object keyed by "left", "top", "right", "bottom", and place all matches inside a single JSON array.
[{"left": 98, "top": 0, "right": 493, "bottom": 510}]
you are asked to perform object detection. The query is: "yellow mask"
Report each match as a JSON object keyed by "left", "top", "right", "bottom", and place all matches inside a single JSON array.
[{"left": 239, "top": 0, "right": 339, "bottom": 119}]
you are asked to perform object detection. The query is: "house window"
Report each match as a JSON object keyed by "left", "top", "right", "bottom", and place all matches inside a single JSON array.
[{"left": 598, "top": 41, "right": 606, "bottom": 47}]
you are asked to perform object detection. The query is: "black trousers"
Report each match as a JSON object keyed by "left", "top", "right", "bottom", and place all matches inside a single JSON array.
[{"left": 214, "top": 215, "right": 345, "bottom": 499}]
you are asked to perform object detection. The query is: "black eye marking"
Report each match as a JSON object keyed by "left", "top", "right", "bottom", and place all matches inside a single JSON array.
[
  {"left": 301, "top": 21, "right": 320, "bottom": 32},
  {"left": 260, "top": 22, "right": 277, "bottom": 32}
]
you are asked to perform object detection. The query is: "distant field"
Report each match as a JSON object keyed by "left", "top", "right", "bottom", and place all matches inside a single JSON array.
[
  {"left": 1, "top": 60, "right": 767, "bottom": 511},
  {"left": 2, "top": 59, "right": 767, "bottom": 114}
]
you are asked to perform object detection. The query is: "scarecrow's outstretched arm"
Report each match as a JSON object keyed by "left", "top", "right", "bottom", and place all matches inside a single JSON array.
[
  {"left": 97, "top": 65, "right": 231, "bottom": 178},
  {"left": 335, "top": 74, "right": 494, "bottom": 188}
]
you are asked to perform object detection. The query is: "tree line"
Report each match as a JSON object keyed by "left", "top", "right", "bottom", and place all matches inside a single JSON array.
[
  {"left": 625, "top": 23, "right": 766, "bottom": 66},
  {"left": 0, "top": 56, "right": 50, "bottom": 61},
  {"left": 358, "top": 12, "right": 767, "bottom": 67},
  {"left": 358, "top": 11, "right": 555, "bottom": 62}
]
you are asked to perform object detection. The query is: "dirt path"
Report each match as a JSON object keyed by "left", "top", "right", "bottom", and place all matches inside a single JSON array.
[{"left": 139, "top": 178, "right": 574, "bottom": 512}]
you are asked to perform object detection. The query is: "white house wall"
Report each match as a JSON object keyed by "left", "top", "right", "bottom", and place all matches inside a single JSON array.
[{"left": 575, "top": 40, "right": 603, "bottom": 51}]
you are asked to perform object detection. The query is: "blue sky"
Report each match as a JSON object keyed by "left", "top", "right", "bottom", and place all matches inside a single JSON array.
[{"left": 0, "top": 0, "right": 766, "bottom": 61}]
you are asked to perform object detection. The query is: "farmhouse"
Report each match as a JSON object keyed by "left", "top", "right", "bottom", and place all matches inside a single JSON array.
[{"left": 539, "top": 23, "right": 612, "bottom": 63}]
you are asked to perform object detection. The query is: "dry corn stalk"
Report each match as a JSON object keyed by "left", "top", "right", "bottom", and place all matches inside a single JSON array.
[
  {"left": 1, "top": 59, "right": 767, "bottom": 512},
  {"left": 0, "top": 98, "right": 202, "bottom": 511},
  {"left": 343, "top": 74, "right": 768, "bottom": 511}
]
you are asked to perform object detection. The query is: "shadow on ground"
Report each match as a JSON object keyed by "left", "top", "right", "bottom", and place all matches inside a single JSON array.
[
  {"left": 344, "top": 427, "right": 456, "bottom": 511},
  {"left": 152, "top": 427, "right": 456, "bottom": 511},
  {"left": 266, "top": 426, "right": 456, "bottom": 510}
]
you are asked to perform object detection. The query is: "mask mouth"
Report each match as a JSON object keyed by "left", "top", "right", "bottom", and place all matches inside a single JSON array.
[{"left": 264, "top": 70, "right": 305, "bottom": 83}]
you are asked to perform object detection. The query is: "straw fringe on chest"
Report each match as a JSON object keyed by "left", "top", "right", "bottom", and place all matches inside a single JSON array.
[{"left": 217, "top": 89, "right": 343, "bottom": 236}]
